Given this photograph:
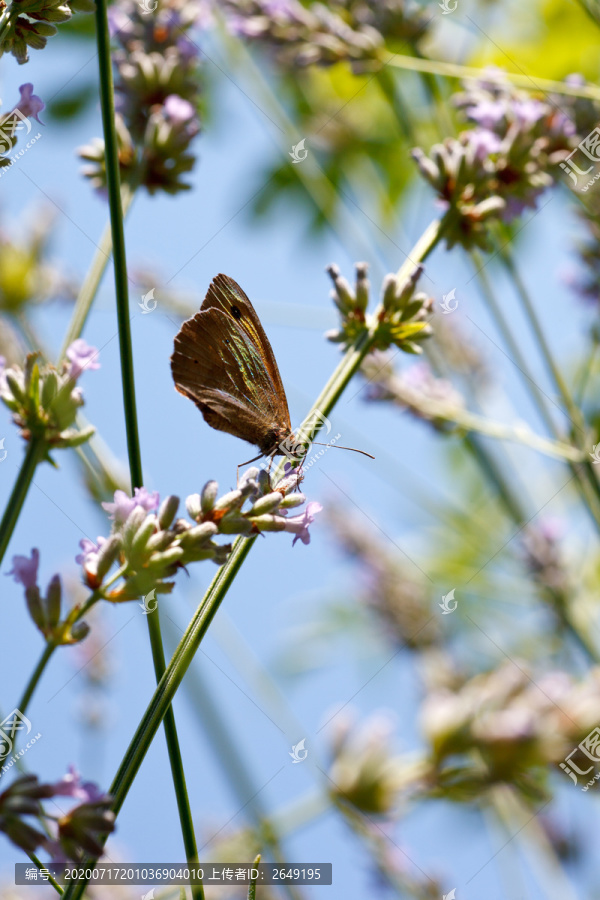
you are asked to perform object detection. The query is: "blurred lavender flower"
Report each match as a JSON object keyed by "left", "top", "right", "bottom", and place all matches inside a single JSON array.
[
  {"left": 413, "top": 70, "right": 594, "bottom": 249},
  {"left": 0, "top": 0, "right": 94, "bottom": 64},
  {"left": 326, "top": 710, "right": 409, "bottom": 815},
  {"left": 66, "top": 338, "right": 100, "bottom": 379},
  {"left": 362, "top": 352, "right": 465, "bottom": 432},
  {"left": 79, "top": 0, "right": 205, "bottom": 195},
  {"left": 0, "top": 771, "right": 112, "bottom": 860},
  {"left": 51, "top": 766, "right": 104, "bottom": 802},
  {"left": 329, "top": 506, "right": 440, "bottom": 649},
  {"left": 7, "top": 547, "right": 39, "bottom": 589},
  {"left": 221, "top": 0, "right": 429, "bottom": 72},
  {"left": 420, "top": 661, "right": 600, "bottom": 802},
  {"left": 0, "top": 83, "right": 45, "bottom": 168}
]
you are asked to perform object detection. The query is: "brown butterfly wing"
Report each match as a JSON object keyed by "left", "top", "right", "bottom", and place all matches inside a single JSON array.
[
  {"left": 171, "top": 280, "right": 291, "bottom": 455},
  {"left": 201, "top": 274, "right": 290, "bottom": 422}
]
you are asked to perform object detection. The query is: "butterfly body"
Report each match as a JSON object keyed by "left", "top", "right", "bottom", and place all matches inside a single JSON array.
[{"left": 171, "top": 274, "right": 293, "bottom": 458}]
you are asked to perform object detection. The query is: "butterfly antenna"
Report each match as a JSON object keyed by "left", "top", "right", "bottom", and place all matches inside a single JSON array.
[{"left": 310, "top": 442, "right": 375, "bottom": 460}]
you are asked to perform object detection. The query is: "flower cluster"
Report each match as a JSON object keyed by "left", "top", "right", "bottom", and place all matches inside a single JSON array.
[
  {"left": 79, "top": 0, "right": 205, "bottom": 195},
  {"left": 77, "top": 468, "right": 321, "bottom": 603},
  {"left": 361, "top": 353, "right": 465, "bottom": 432},
  {"left": 520, "top": 519, "right": 568, "bottom": 594},
  {"left": 327, "top": 711, "right": 409, "bottom": 816},
  {"left": 222, "top": 0, "right": 428, "bottom": 72},
  {"left": 7, "top": 548, "right": 90, "bottom": 644},
  {"left": 0, "top": 83, "right": 44, "bottom": 167},
  {"left": 0, "top": 204, "right": 73, "bottom": 323},
  {"left": 0, "top": 769, "right": 113, "bottom": 860},
  {"left": 420, "top": 661, "right": 600, "bottom": 802},
  {"left": 330, "top": 505, "right": 440, "bottom": 650},
  {"left": 0, "top": 340, "right": 99, "bottom": 455},
  {"left": 0, "top": 0, "right": 94, "bottom": 64},
  {"left": 326, "top": 262, "right": 432, "bottom": 353},
  {"left": 413, "top": 71, "right": 587, "bottom": 250}
]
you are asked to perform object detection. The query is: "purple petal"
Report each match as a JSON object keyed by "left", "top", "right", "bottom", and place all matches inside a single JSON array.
[
  {"left": 6, "top": 548, "right": 39, "bottom": 589},
  {"left": 16, "top": 84, "right": 45, "bottom": 124},
  {"left": 66, "top": 339, "right": 100, "bottom": 380}
]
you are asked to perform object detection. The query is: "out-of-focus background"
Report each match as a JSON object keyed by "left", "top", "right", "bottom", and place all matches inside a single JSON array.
[{"left": 2, "top": 0, "right": 600, "bottom": 897}]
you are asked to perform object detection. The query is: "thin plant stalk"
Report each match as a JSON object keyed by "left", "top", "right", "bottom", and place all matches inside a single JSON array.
[
  {"left": 0, "top": 437, "right": 46, "bottom": 569},
  {"left": 93, "top": 0, "right": 201, "bottom": 892}
]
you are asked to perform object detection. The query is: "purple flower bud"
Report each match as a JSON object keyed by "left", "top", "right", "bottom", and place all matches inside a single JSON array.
[
  {"left": 102, "top": 487, "right": 160, "bottom": 525},
  {"left": 75, "top": 537, "right": 106, "bottom": 566},
  {"left": 6, "top": 548, "right": 39, "bottom": 589},
  {"left": 15, "top": 84, "right": 44, "bottom": 124},
  {"left": 66, "top": 339, "right": 100, "bottom": 380},
  {"left": 465, "top": 128, "right": 502, "bottom": 160},
  {"left": 164, "top": 95, "right": 196, "bottom": 125},
  {"left": 50, "top": 766, "right": 104, "bottom": 802}
]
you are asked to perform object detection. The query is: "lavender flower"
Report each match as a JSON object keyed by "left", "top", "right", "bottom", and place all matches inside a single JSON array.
[
  {"left": 6, "top": 547, "right": 39, "bottom": 589},
  {"left": 221, "top": 0, "right": 429, "bottom": 72},
  {"left": 81, "top": 472, "right": 322, "bottom": 601},
  {"left": 102, "top": 486, "right": 159, "bottom": 525},
  {"left": 14, "top": 83, "right": 44, "bottom": 122},
  {"left": 51, "top": 766, "right": 104, "bottom": 802},
  {"left": 79, "top": 0, "right": 204, "bottom": 195},
  {"left": 8, "top": 549, "right": 89, "bottom": 644},
  {"left": 66, "top": 338, "right": 100, "bottom": 380},
  {"left": 0, "top": 350, "right": 97, "bottom": 453},
  {"left": 0, "top": 0, "right": 94, "bottom": 64},
  {"left": 287, "top": 500, "right": 323, "bottom": 546},
  {"left": 414, "top": 70, "right": 595, "bottom": 249}
]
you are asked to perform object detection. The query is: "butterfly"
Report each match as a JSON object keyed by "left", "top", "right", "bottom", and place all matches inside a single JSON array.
[{"left": 170, "top": 274, "right": 294, "bottom": 465}]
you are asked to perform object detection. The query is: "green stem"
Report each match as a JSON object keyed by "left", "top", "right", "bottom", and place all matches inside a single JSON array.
[
  {"left": 94, "top": 0, "right": 200, "bottom": 892},
  {"left": 472, "top": 251, "right": 600, "bottom": 533},
  {"left": 0, "top": 437, "right": 46, "bottom": 569},
  {"left": 499, "top": 245, "right": 600, "bottom": 513},
  {"left": 28, "top": 852, "right": 63, "bottom": 895},
  {"left": 61, "top": 220, "right": 445, "bottom": 900},
  {"left": 18, "top": 643, "right": 55, "bottom": 716},
  {"left": 384, "top": 53, "right": 600, "bottom": 101},
  {"left": 58, "top": 185, "right": 135, "bottom": 362}
]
